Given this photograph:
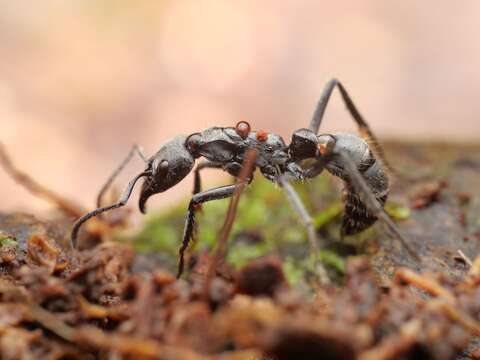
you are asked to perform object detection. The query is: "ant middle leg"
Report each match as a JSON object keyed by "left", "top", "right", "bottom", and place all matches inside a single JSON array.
[
  {"left": 97, "top": 144, "right": 148, "bottom": 208},
  {"left": 177, "top": 182, "right": 246, "bottom": 278}
]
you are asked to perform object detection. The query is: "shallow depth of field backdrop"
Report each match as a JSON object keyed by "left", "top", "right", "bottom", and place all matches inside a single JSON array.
[{"left": 1, "top": 1, "right": 479, "bottom": 214}]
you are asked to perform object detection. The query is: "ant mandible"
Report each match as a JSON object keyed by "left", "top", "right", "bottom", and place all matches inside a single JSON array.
[{"left": 71, "top": 79, "right": 419, "bottom": 278}]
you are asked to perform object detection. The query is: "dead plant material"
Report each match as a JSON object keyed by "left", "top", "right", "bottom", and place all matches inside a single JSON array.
[
  {"left": 204, "top": 148, "right": 257, "bottom": 300},
  {"left": 74, "top": 325, "right": 208, "bottom": 360},
  {"left": 27, "top": 234, "right": 62, "bottom": 274},
  {"left": 2, "top": 171, "right": 480, "bottom": 359},
  {"left": 77, "top": 295, "right": 128, "bottom": 321},
  {"left": 0, "top": 142, "right": 83, "bottom": 218},
  {"left": 0, "top": 143, "right": 129, "bottom": 248},
  {"left": 358, "top": 319, "right": 421, "bottom": 360},
  {"left": 235, "top": 255, "right": 287, "bottom": 297},
  {"left": 395, "top": 267, "right": 456, "bottom": 303},
  {"left": 410, "top": 180, "right": 448, "bottom": 209}
]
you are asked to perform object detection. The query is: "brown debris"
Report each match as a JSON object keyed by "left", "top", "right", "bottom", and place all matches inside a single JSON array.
[
  {"left": 204, "top": 149, "right": 257, "bottom": 300},
  {"left": 0, "top": 143, "right": 131, "bottom": 249},
  {"left": 2, "top": 142, "right": 480, "bottom": 359},
  {"left": 1, "top": 225, "right": 480, "bottom": 359},
  {"left": 410, "top": 180, "right": 448, "bottom": 209},
  {"left": 27, "top": 234, "right": 62, "bottom": 274},
  {"left": 0, "top": 142, "right": 83, "bottom": 218},
  {"left": 74, "top": 325, "right": 207, "bottom": 360},
  {"left": 235, "top": 255, "right": 287, "bottom": 297},
  {"left": 395, "top": 267, "right": 456, "bottom": 303}
]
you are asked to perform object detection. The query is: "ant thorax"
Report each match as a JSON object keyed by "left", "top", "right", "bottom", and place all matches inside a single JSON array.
[{"left": 243, "top": 131, "right": 293, "bottom": 181}]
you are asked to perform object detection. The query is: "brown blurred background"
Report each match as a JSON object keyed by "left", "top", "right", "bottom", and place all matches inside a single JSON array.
[{"left": 1, "top": 1, "right": 479, "bottom": 214}]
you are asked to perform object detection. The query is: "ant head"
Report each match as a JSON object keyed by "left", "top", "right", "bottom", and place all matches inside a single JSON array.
[
  {"left": 139, "top": 135, "right": 195, "bottom": 213},
  {"left": 289, "top": 128, "right": 318, "bottom": 161}
]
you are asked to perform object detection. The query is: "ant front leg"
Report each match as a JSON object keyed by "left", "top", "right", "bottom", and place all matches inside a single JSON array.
[
  {"left": 309, "top": 79, "right": 391, "bottom": 170},
  {"left": 302, "top": 156, "right": 330, "bottom": 179},
  {"left": 177, "top": 182, "right": 246, "bottom": 278},
  {"left": 193, "top": 161, "right": 223, "bottom": 195},
  {"left": 191, "top": 161, "right": 223, "bottom": 241},
  {"left": 97, "top": 144, "right": 148, "bottom": 208}
]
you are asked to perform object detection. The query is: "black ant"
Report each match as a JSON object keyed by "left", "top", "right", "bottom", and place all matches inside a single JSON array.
[{"left": 71, "top": 79, "right": 419, "bottom": 278}]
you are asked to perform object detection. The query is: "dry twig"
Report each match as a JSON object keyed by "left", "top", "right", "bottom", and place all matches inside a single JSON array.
[
  {"left": 0, "top": 142, "right": 83, "bottom": 217},
  {"left": 204, "top": 149, "right": 257, "bottom": 299},
  {"left": 395, "top": 268, "right": 456, "bottom": 304}
]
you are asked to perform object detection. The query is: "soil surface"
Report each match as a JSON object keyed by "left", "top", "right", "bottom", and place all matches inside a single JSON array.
[{"left": 0, "top": 142, "right": 479, "bottom": 359}]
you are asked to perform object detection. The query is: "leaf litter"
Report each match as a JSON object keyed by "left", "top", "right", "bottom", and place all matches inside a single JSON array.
[{"left": 1, "top": 142, "right": 480, "bottom": 359}]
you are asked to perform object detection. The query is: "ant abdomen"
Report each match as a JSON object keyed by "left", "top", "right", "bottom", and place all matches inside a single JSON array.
[
  {"left": 341, "top": 188, "right": 388, "bottom": 236},
  {"left": 341, "top": 152, "right": 389, "bottom": 236},
  {"left": 327, "top": 133, "right": 390, "bottom": 236}
]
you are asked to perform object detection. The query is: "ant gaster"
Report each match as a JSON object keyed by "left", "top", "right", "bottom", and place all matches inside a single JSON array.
[{"left": 71, "top": 79, "right": 419, "bottom": 278}]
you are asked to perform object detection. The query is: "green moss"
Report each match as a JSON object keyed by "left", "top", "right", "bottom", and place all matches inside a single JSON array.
[
  {"left": 313, "top": 202, "right": 343, "bottom": 228},
  {"left": 319, "top": 249, "right": 345, "bottom": 274},
  {"left": 385, "top": 202, "right": 411, "bottom": 220},
  {"left": 282, "top": 256, "right": 305, "bottom": 284},
  {"left": 0, "top": 235, "right": 17, "bottom": 248},
  {"left": 227, "top": 242, "right": 273, "bottom": 268},
  {"left": 129, "top": 174, "right": 384, "bottom": 283}
]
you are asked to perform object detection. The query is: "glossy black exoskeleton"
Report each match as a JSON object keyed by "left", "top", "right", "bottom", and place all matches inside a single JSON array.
[{"left": 71, "top": 79, "right": 418, "bottom": 278}]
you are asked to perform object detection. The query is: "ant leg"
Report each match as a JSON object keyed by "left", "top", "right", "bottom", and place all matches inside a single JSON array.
[
  {"left": 193, "top": 161, "right": 223, "bottom": 195},
  {"left": 96, "top": 144, "right": 148, "bottom": 208},
  {"left": 303, "top": 157, "right": 329, "bottom": 179},
  {"left": 177, "top": 183, "right": 245, "bottom": 278},
  {"left": 334, "top": 150, "right": 420, "bottom": 261},
  {"left": 309, "top": 79, "right": 337, "bottom": 133},
  {"left": 191, "top": 161, "right": 223, "bottom": 242},
  {"left": 277, "top": 175, "right": 330, "bottom": 285},
  {"left": 71, "top": 171, "right": 150, "bottom": 249},
  {"left": 309, "top": 79, "right": 391, "bottom": 170}
]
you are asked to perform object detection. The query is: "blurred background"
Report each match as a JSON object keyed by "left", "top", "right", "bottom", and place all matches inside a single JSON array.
[{"left": 1, "top": 0, "right": 479, "bottom": 214}]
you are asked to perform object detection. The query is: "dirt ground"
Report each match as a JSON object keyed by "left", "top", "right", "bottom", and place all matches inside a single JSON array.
[{"left": 0, "top": 142, "right": 479, "bottom": 360}]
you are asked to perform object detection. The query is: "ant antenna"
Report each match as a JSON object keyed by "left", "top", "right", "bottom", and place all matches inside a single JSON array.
[{"left": 70, "top": 170, "right": 151, "bottom": 249}]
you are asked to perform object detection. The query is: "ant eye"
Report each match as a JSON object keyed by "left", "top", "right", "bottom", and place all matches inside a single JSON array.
[
  {"left": 235, "top": 121, "right": 251, "bottom": 139},
  {"left": 152, "top": 159, "right": 169, "bottom": 173},
  {"left": 158, "top": 160, "right": 169, "bottom": 171},
  {"left": 186, "top": 133, "right": 202, "bottom": 152}
]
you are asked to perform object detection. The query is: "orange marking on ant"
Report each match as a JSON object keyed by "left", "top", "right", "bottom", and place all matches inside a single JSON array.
[{"left": 256, "top": 130, "right": 268, "bottom": 142}]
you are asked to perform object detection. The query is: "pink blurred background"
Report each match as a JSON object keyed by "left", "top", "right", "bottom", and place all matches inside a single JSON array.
[{"left": 1, "top": 1, "right": 480, "bottom": 213}]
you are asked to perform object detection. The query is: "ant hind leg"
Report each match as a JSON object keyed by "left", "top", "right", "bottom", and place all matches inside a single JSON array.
[{"left": 309, "top": 79, "right": 392, "bottom": 172}]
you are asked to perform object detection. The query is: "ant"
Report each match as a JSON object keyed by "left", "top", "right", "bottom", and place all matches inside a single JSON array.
[{"left": 71, "top": 79, "right": 419, "bottom": 278}]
